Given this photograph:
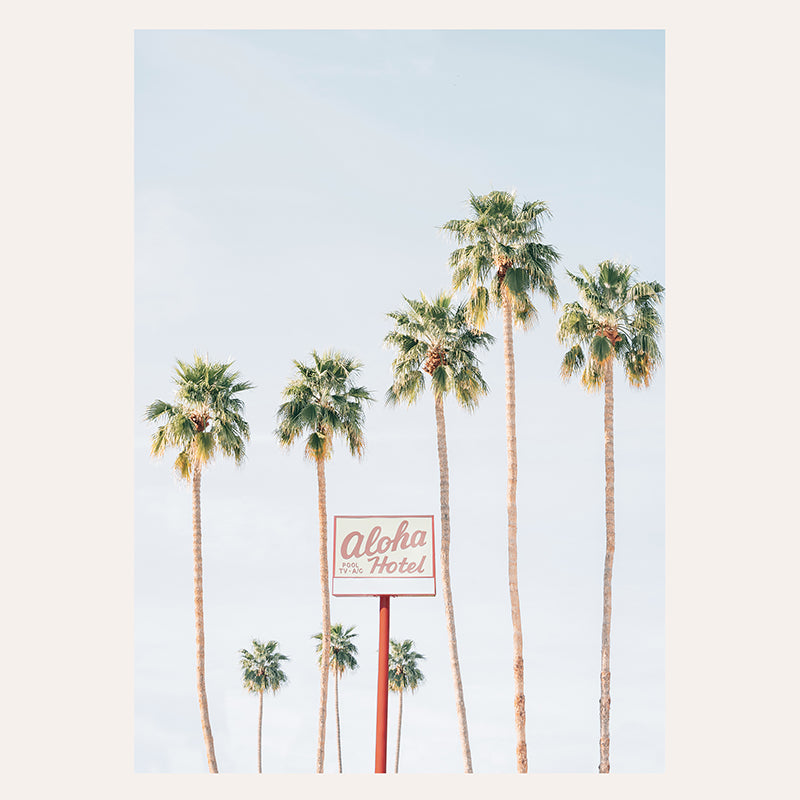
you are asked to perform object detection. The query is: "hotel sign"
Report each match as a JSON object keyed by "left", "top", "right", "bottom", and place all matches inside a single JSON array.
[{"left": 332, "top": 515, "right": 436, "bottom": 597}]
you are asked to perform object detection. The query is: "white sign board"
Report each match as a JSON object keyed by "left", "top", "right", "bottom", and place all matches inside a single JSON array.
[{"left": 332, "top": 515, "right": 436, "bottom": 597}]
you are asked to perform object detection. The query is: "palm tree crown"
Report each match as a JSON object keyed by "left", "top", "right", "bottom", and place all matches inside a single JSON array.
[
  {"left": 145, "top": 354, "right": 253, "bottom": 478},
  {"left": 385, "top": 291, "right": 494, "bottom": 409},
  {"left": 240, "top": 639, "right": 289, "bottom": 696},
  {"left": 313, "top": 624, "right": 359, "bottom": 677},
  {"left": 558, "top": 260, "right": 664, "bottom": 388},
  {"left": 388, "top": 639, "right": 425, "bottom": 694},
  {"left": 275, "top": 350, "right": 373, "bottom": 461},
  {"left": 442, "top": 189, "right": 560, "bottom": 328}
]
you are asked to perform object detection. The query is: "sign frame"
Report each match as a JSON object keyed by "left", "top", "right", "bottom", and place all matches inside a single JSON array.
[{"left": 331, "top": 515, "right": 437, "bottom": 597}]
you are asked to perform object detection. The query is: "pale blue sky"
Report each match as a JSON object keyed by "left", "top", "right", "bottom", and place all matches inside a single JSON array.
[{"left": 135, "top": 29, "right": 664, "bottom": 774}]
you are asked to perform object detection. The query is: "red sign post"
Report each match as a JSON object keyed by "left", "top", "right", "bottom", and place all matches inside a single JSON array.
[
  {"left": 332, "top": 516, "right": 435, "bottom": 773},
  {"left": 375, "top": 595, "right": 391, "bottom": 773}
]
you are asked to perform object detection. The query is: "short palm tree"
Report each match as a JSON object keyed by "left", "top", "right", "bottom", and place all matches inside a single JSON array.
[
  {"left": 385, "top": 291, "right": 494, "bottom": 773},
  {"left": 276, "top": 351, "right": 373, "bottom": 773},
  {"left": 240, "top": 639, "right": 289, "bottom": 773},
  {"left": 557, "top": 260, "right": 664, "bottom": 773},
  {"left": 313, "top": 623, "right": 359, "bottom": 773},
  {"left": 442, "top": 190, "right": 560, "bottom": 772},
  {"left": 145, "top": 355, "right": 253, "bottom": 773},
  {"left": 387, "top": 639, "right": 425, "bottom": 773}
]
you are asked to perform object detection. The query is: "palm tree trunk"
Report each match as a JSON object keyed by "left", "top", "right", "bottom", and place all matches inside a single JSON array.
[
  {"left": 191, "top": 463, "right": 218, "bottom": 773},
  {"left": 502, "top": 286, "right": 527, "bottom": 773},
  {"left": 433, "top": 393, "right": 473, "bottom": 772},
  {"left": 394, "top": 690, "right": 404, "bottom": 773},
  {"left": 599, "top": 358, "right": 616, "bottom": 773},
  {"left": 315, "top": 456, "right": 331, "bottom": 773},
  {"left": 335, "top": 670, "right": 343, "bottom": 773},
  {"left": 257, "top": 690, "right": 263, "bottom": 773}
]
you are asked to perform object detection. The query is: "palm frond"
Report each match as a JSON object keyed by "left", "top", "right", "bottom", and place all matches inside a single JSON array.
[
  {"left": 581, "top": 359, "right": 605, "bottom": 392},
  {"left": 560, "top": 344, "right": 586, "bottom": 382},
  {"left": 465, "top": 285, "right": 491, "bottom": 330},
  {"left": 557, "top": 302, "right": 594, "bottom": 344},
  {"left": 590, "top": 334, "right": 614, "bottom": 364},
  {"left": 510, "top": 291, "right": 539, "bottom": 330},
  {"left": 386, "top": 371, "right": 425, "bottom": 406},
  {"left": 144, "top": 399, "right": 175, "bottom": 423},
  {"left": 174, "top": 449, "right": 192, "bottom": 480}
]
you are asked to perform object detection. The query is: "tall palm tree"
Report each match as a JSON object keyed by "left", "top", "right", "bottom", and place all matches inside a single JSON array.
[
  {"left": 145, "top": 355, "right": 253, "bottom": 773},
  {"left": 240, "top": 639, "right": 289, "bottom": 773},
  {"left": 385, "top": 291, "right": 493, "bottom": 773},
  {"left": 442, "top": 190, "right": 560, "bottom": 772},
  {"left": 313, "top": 623, "right": 359, "bottom": 773},
  {"left": 557, "top": 260, "right": 664, "bottom": 773},
  {"left": 387, "top": 639, "right": 425, "bottom": 773},
  {"left": 275, "top": 351, "right": 373, "bottom": 773}
]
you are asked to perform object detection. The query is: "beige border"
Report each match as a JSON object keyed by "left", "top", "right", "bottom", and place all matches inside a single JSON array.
[{"left": 5, "top": 2, "right": 794, "bottom": 798}]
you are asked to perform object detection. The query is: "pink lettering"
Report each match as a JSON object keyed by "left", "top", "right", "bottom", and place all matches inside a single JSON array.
[
  {"left": 342, "top": 521, "right": 431, "bottom": 573},
  {"left": 409, "top": 529, "right": 427, "bottom": 548},
  {"left": 341, "top": 531, "right": 364, "bottom": 559},
  {"left": 368, "top": 555, "right": 392, "bottom": 574},
  {"left": 365, "top": 526, "right": 382, "bottom": 556},
  {"left": 367, "top": 554, "right": 428, "bottom": 575},
  {"left": 391, "top": 520, "right": 410, "bottom": 551}
]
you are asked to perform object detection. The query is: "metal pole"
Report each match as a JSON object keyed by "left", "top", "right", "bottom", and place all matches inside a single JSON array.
[{"left": 375, "top": 594, "right": 390, "bottom": 773}]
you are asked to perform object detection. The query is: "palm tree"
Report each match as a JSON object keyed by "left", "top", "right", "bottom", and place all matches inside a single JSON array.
[
  {"left": 557, "top": 260, "right": 664, "bottom": 773},
  {"left": 313, "top": 623, "right": 359, "bottom": 773},
  {"left": 387, "top": 639, "right": 425, "bottom": 773},
  {"left": 240, "top": 639, "right": 289, "bottom": 773},
  {"left": 275, "top": 351, "right": 373, "bottom": 773},
  {"left": 145, "top": 355, "right": 253, "bottom": 773},
  {"left": 385, "top": 291, "right": 493, "bottom": 773},
  {"left": 442, "top": 190, "right": 560, "bottom": 772}
]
